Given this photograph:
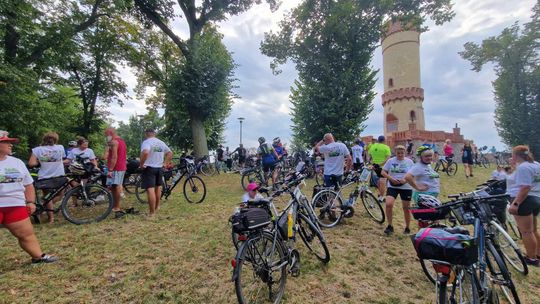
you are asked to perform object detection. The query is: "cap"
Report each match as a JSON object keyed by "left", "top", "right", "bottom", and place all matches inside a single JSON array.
[
  {"left": 395, "top": 145, "right": 406, "bottom": 150},
  {"left": 0, "top": 130, "right": 19, "bottom": 143},
  {"left": 145, "top": 128, "right": 156, "bottom": 133},
  {"left": 378, "top": 135, "right": 385, "bottom": 142},
  {"left": 247, "top": 182, "right": 259, "bottom": 192}
]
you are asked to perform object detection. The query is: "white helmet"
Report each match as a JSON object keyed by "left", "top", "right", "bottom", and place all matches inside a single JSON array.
[
  {"left": 417, "top": 194, "right": 442, "bottom": 208},
  {"left": 69, "top": 162, "right": 86, "bottom": 176}
]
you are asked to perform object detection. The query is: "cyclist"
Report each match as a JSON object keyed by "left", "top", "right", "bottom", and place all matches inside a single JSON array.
[
  {"left": 65, "top": 137, "right": 97, "bottom": 167},
  {"left": 257, "top": 137, "right": 279, "bottom": 186},
  {"left": 368, "top": 135, "right": 391, "bottom": 201},
  {"left": 315, "top": 133, "right": 351, "bottom": 188},
  {"left": 65, "top": 140, "right": 77, "bottom": 156},
  {"left": 242, "top": 182, "right": 264, "bottom": 203},
  {"left": 139, "top": 128, "right": 172, "bottom": 217},
  {"left": 351, "top": 138, "right": 364, "bottom": 170},
  {"left": 0, "top": 131, "right": 58, "bottom": 264},
  {"left": 272, "top": 137, "right": 288, "bottom": 160},
  {"left": 216, "top": 145, "right": 224, "bottom": 171},
  {"left": 443, "top": 139, "right": 453, "bottom": 159},
  {"left": 381, "top": 145, "right": 414, "bottom": 235},
  {"left": 404, "top": 146, "right": 440, "bottom": 203},
  {"left": 506, "top": 145, "right": 540, "bottom": 266},
  {"left": 28, "top": 132, "right": 66, "bottom": 224},
  {"left": 462, "top": 140, "right": 474, "bottom": 178},
  {"left": 406, "top": 138, "right": 414, "bottom": 159},
  {"left": 232, "top": 144, "right": 247, "bottom": 168},
  {"left": 103, "top": 127, "right": 127, "bottom": 218}
]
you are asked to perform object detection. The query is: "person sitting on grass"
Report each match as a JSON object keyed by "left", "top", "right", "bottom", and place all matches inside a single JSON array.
[{"left": 242, "top": 182, "right": 264, "bottom": 203}]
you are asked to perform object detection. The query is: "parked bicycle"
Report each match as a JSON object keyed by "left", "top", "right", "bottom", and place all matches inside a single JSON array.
[
  {"left": 311, "top": 166, "right": 385, "bottom": 228},
  {"left": 230, "top": 169, "right": 330, "bottom": 304},
  {"left": 32, "top": 161, "right": 113, "bottom": 225},
  {"left": 434, "top": 155, "right": 458, "bottom": 176},
  {"left": 135, "top": 157, "right": 207, "bottom": 204},
  {"left": 240, "top": 161, "right": 286, "bottom": 191},
  {"left": 474, "top": 146, "right": 490, "bottom": 168}
]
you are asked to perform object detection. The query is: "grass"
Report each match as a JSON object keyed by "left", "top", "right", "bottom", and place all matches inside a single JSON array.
[{"left": 1, "top": 166, "right": 539, "bottom": 303}]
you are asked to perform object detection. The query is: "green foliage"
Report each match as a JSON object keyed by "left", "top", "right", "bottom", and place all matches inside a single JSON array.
[
  {"left": 261, "top": 0, "right": 454, "bottom": 147},
  {"left": 116, "top": 109, "right": 165, "bottom": 158},
  {"left": 460, "top": 2, "right": 540, "bottom": 156}
]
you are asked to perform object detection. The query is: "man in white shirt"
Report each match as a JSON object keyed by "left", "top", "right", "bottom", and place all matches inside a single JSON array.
[
  {"left": 315, "top": 133, "right": 352, "bottom": 188},
  {"left": 139, "top": 129, "right": 173, "bottom": 217},
  {"left": 351, "top": 138, "right": 364, "bottom": 170}
]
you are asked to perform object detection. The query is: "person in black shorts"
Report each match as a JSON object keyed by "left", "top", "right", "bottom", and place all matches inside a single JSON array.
[
  {"left": 233, "top": 144, "right": 247, "bottom": 168},
  {"left": 381, "top": 145, "right": 415, "bottom": 235},
  {"left": 461, "top": 140, "right": 474, "bottom": 178}
]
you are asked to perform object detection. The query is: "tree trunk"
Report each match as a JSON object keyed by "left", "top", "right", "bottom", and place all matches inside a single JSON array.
[{"left": 190, "top": 114, "right": 208, "bottom": 157}]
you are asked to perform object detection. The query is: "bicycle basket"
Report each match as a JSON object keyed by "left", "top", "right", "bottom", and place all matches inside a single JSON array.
[
  {"left": 410, "top": 206, "right": 452, "bottom": 221},
  {"left": 412, "top": 228, "right": 478, "bottom": 266},
  {"left": 34, "top": 176, "right": 68, "bottom": 190},
  {"left": 231, "top": 208, "right": 271, "bottom": 233}
]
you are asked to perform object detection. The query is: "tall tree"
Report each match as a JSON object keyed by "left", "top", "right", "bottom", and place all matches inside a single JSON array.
[
  {"left": 261, "top": 0, "right": 454, "bottom": 146},
  {"left": 117, "top": 109, "right": 165, "bottom": 158},
  {"left": 132, "top": 0, "right": 278, "bottom": 156},
  {"left": 460, "top": 2, "right": 540, "bottom": 155}
]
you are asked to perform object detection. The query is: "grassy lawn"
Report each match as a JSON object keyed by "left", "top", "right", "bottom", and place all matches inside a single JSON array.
[{"left": 1, "top": 166, "right": 539, "bottom": 303}]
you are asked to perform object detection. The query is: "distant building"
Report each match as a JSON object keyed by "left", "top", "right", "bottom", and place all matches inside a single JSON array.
[{"left": 371, "top": 21, "right": 466, "bottom": 152}]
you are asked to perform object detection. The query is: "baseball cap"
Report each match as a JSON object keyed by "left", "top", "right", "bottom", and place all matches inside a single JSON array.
[
  {"left": 247, "top": 182, "right": 259, "bottom": 192},
  {"left": 0, "top": 130, "right": 19, "bottom": 143},
  {"left": 378, "top": 135, "right": 385, "bottom": 142}
]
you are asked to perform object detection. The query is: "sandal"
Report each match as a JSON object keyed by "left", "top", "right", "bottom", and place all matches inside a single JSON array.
[
  {"left": 114, "top": 210, "right": 126, "bottom": 219},
  {"left": 125, "top": 207, "right": 140, "bottom": 215}
]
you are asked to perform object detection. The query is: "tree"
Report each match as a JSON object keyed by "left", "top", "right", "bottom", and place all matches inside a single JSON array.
[
  {"left": 132, "top": 0, "right": 279, "bottom": 157},
  {"left": 260, "top": 0, "right": 454, "bottom": 146},
  {"left": 117, "top": 109, "right": 165, "bottom": 158},
  {"left": 460, "top": 2, "right": 540, "bottom": 155}
]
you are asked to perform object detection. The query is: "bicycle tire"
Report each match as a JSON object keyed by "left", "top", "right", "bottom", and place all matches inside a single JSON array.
[
  {"left": 361, "top": 191, "right": 385, "bottom": 224},
  {"left": 455, "top": 266, "right": 480, "bottom": 304},
  {"left": 123, "top": 173, "right": 140, "bottom": 194},
  {"left": 200, "top": 163, "right": 216, "bottom": 176},
  {"left": 241, "top": 170, "right": 259, "bottom": 191},
  {"left": 491, "top": 220, "right": 528, "bottom": 275},
  {"left": 311, "top": 189, "right": 343, "bottom": 228},
  {"left": 505, "top": 213, "right": 521, "bottom": 240},
  {"left": 485, "top": 241, "right": 521, "bottom": 304},
  {"left": 234, "top": 230, "right": 287, "bottom": 304},
  {"left": 482, "top": 158, "right": 490, "bottom": 168},
  {"left": 446, "top": 162, "right": 458, "bottom": 176},
  {"left": 436, "top": 276, "right": 449, "bottom": 304},
  {"left": 61, "top": 184, "right": 113, "bottom": 224},
  {"left": 183, "top": 175, "right": 206, "bottom": 203},
  {"left": 297, "top": 213, "right": 330, "bottom": 263},
  {"left": 135, "top": 179, "right": 148, "bottom": 204}
]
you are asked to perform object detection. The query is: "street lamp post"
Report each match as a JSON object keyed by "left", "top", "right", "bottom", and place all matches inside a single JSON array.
[
  {"left": 238, "top": 117, "right": 245, "bottom": 145},
  {"left": 137, "top": 114, "right": 145, "bottom": 144}
]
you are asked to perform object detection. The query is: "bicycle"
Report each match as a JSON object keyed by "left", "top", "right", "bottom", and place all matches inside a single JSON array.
[
  {"left": 135, "top": 157, "right": 207, "bottom": 204},
  {"left": 195, "top": 155, "right": 217, "bottom": 176},
  {"left": 311, "top": 167, "right": 385, "bottom": 228},
  {"left": 474, "top": 147, "right": 490, "bottom": 168},
  {"left": 434, "top": 155, "right": 458, "bottom": 176},
  {"left": 240, "top": 161, "right": 286, "bottom": 191},
  {"left": 230, "top": 171, "right": 330, "bottom": 304},
  {"left": 32, "top": 163, "right": 113, "bottom": 225},
  {"left": 412, "top": 193, "right": 521, "bottom": 303}
]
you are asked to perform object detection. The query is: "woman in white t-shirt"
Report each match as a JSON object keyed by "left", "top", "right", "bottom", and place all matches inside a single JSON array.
[
  {"left": 405, "top": 146, "right": 441, "bottom": 203},
  {"left": 506, "top": 145, "right": 540, "bottom": 266},
  {"left": 381, "top": 145, "right": 414, "bottom": 235},
  {"left": 0, "top": 130, "right": 58, "bottom": 264},
  {"left": 66, "top": 137, "right": 97, "bottom": 167},
  {"left": 28, "top": 132, "right": 66, "bottom": 223}
]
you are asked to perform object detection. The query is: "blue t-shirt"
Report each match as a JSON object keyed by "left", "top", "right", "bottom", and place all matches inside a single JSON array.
[{"left": 258, "top": 144, "right": 276, "bottom": 165}]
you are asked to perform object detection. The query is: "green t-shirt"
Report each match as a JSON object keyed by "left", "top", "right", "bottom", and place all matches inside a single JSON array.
[{"left": 368, "top": 143, "right": 391, "bottom": 165}]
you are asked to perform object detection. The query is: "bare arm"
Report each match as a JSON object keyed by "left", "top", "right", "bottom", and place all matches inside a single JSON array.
[
  {"left": 108, "top": 140, "right": 118, "bottom": 171},
  {"left": 24, "top": 183, "right": 36, "bottom": 203},
  {"left": 164, "top": 151, "right": 173, "bottom": 167},
  {"left": 404, "top": 173, "right": 427, "bottom": 191},
  {"left": 28, "top": 154, "right": 39, "bottom": 167},
  {"left": 139, "top": 150, "right": 149, "bottom": 168},
  {"left": 345, "top": 154, "right": 352, "bottom": 171}
]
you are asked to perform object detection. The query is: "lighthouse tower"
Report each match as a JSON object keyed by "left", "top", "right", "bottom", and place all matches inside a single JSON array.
[{"left": 381, "top": 22, "right": 425, "bottom": 138}]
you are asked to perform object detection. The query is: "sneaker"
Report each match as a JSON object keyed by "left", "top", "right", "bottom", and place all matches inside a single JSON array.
[
  {"left": 403, "top": 227, "right": 411, "bottom": 234},
  {"left": 384, "top": 225, "right": 394, "bottom": 235},
  {"left": 524, "top": 257, "right": 539, "bottom": 267},
  {"left": 32, "top": 254, "right": 59, "bottom": 264},
  {"left": 378, "top": 196, "right": 385, "bottom": 203}
]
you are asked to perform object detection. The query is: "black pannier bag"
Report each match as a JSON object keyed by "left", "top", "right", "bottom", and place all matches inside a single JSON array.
[
  {"left": 34, "top": 176, "right": 68, "bottom": 190},
  {"left": 231, "top": 208, "right": 271, "bottom": 233},
  {"left": 411, "top": 228, "right": 478, "bottom": 266},
  {"left": 126, "top": 159, "right": 141, "bottom": 174}
]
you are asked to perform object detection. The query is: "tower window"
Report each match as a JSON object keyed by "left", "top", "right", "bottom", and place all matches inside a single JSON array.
[
  {"left": 388, "top": 78, "right": 394, "bottom": 87},
  {"left": 410, "top": 110, "right": 416, "bottom": 122},
  {"left": 386, "top": 113, "right": 398, "bottom": 132}
]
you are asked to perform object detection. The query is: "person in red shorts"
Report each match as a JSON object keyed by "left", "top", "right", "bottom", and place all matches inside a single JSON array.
[{"left": 0, "top": 130, "right": 58, "bottom": 264}]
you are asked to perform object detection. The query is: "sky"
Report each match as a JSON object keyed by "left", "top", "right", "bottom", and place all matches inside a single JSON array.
[{"left": 110, "top": 0, "right": 537, "bottom": 151}]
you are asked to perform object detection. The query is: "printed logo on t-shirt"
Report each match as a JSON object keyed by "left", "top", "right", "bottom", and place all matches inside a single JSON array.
[
  {"left": 38, "top": 150, "right": 62, "bottom": 162},
  {"left": 151, "top": 145, "right": 164, "bottom": 153},
  {"left": 425, "top": 168, "right": 440, "bottom": 179},
  {"left": 328, "top": 151, "right": 341, "bottom": 157},
  {"left": 0, "top": 168, "right": 24, "bottom": 183},
  {"left": 390, "top": 163, "right": 408, "bottom": 173}
]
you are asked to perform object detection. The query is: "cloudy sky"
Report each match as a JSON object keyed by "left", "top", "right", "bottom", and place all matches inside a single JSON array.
[{"left": 111, "top": 0, "right": 537, "bottom": 150}]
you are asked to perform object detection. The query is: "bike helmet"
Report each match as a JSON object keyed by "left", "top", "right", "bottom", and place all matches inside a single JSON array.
[
  {"left": 416, "top": 145, "right": 432, "bottom": 156},
  {"left": 355, "top": 138, "right": 362, "bottom": 144},
  {"left": 69, "top": 162, "right": 86, "bottom": 176},
  {"left": 417, "top": 194, "right": 442, "bottom": 208},
  {"left": 68, "top": 140, "right": 77, "bottom": 147},
  {"left": 273, "top": 137, "right": 281, "bottom": 144},
  {"left": 258, "top": 137, "right": 266, "bottom": 144}
]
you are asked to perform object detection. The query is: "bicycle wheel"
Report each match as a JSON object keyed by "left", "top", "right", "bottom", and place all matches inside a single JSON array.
[
  {"left": 135, "top": 179, "right": 148, "bottom": 204},
  {"left": 492, "top": 221, "right": 528, "bottom": 275},
  {"left": 446, "top": 162, "right": 458, "bottom": 176},
  {"left": 454, "top": 266, "right": 480, "bottom": 304},
  {"left": 482, "top": 157, "right": 490, "bottom": 168},
  {"left": 297, "top": 213, "right": 330, "bottom": 263},
  {"left": 61, "top": 184, "right": 113, "bottom": 224},
  {"left": 361, "top": 190, "right": 385, "bottom": 224},
  {"left": 311, "top": 189, "right": 343, "bottom": 228},
  {"left": 241, "top": 170, "right": 260, "bottom": 190},
  {"left": 200, "top": 163, "right": 216, "bottom": 176},
  {"left": 505, "top": 213, "right": 521, "bottom": 240},
  {"left": 183, "top": 175, "right": 206, "bottom": 203},
  {"left": 485, "top": 241, "right": 521, "bottom": 304},
  {"left": 234, "top": 231, "right": 287, "bottom": 304},
  {"left": 123, "top": 173, "right": 140, "bottom": 194}
]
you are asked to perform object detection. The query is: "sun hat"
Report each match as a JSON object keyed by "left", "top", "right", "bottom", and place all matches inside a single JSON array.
[{"left": 0, "top": 130, "right": 19, "bottom": 143}]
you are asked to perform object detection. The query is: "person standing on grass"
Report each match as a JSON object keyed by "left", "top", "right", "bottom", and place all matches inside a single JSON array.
[
  {"left": 315, "top": 133, "right": 351, "bottom": 188},
  {"left": 368, "top": 135, "right": 391, "bottom": 201},
  {"left": 506, "top": 145, "right": 540, "bottom": 267},
  {"left": 139, "top": 129, "right": 172, "bottom": 217},
  {"left": 104, "top": 127, "right": 127, "bottom": 218},
  {"left": 381, "top": 145, "right": 414, "bottom": 235},
  {"left": 28, "top": 132, "right": 65, "bottom": 224},
  {"left": 405, "top": 146, "right": 440, "bottom": 203},
  {"left": 462, "top": 140, "right": 474, "bottom": 178},
  {"left": 351, "top": 138, "right": 364, "bottom": 170},
  {"left": 0, "top": 131, "right": 58, "bottom": 264}
]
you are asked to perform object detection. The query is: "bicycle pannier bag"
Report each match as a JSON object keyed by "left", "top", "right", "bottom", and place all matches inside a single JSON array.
[
  {"left": 411, "top": 228, "right": 478, "bottom": 266},
  {"left": 231, "top": 208, "right": 271, "bottom": 233},
  {"left": 34, "top": 176, "right": 68, "bottom": 190}
]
